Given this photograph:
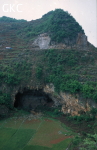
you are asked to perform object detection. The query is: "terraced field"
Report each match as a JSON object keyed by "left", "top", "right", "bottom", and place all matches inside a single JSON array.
[{"left": 0, "top": 114, "right": 75, "bottom": 150}]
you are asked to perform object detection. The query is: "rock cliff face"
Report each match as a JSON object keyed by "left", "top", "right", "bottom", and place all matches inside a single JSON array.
[
  {"left": 77, "top": 33, "right": 87, "bottom": 46},
  {"left": 43, "top": 84, "right": 97, "bottom": 116},
  {"left": 31, "top": 32, "right": 88, "bottom": 50},
  {"left": 76, "top": 33, "right": 88, "bottom": 50},
  {"left": 32, "top": 33, "right": 51, "bottom": 49},
  {"left": 11, "top": 83, "right": 97, "bottom": 116}
]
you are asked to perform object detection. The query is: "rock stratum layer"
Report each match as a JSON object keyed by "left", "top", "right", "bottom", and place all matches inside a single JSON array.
[{"left": 31, "top": 32, "right": 88, "bottom": 50}]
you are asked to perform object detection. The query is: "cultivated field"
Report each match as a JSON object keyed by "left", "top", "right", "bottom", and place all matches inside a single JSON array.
[{"left": 0, "top": 114, "right": 75, "bottom": 150}]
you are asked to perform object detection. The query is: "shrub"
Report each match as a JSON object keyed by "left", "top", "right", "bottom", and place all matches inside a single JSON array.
[
  {"left": 60, "top": 80, "right": 81, "bottom": 93},
  {"left": 4, "top": 73, "right": 20, "bottom": 85},
  {"left": 36, "top": 67, "right": 43, "bottom": 79},
  {"left": 81, "top": 84, "right": 94, "bottom": 98}
]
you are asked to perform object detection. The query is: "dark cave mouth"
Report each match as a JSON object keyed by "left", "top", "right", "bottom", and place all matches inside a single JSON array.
[{"left": 14, "top": 89, "right": 54, "bottom": 111}]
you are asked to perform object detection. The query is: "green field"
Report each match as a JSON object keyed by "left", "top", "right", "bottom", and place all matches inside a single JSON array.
[{"left": 0, "top": 115, "right": 75, "bottom": 150}]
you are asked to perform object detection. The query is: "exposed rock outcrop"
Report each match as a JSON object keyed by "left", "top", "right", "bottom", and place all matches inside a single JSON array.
[
  {"left": 76, "top": 33, "right": 88, "bottom": 50},
  {"left": 43, "top": 84, "right": 97, "bottom": 116},
  {"left": 32, "top": 33, "right": 51, "bottom": 49},
  {"left": 77, "top": 33, "right": 87, "bottom": 45},
  {"left": 31, "top": 32, "right": 88, "bottom": 50},
  {"left": 2, "top": 83, "right": 97, "bottom": 116}
]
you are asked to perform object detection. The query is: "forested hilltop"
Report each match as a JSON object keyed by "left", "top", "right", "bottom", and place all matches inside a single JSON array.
[{"left": 0, "top": 9, "right": 97, "bottom": 150}]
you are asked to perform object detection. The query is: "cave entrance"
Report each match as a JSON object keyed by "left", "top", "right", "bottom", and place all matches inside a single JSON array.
[{"left": 14, "top": 89, "right": 54, "bottom": 112}]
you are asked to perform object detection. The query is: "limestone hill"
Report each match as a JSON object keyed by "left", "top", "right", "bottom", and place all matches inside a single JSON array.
[{"left": 0, "top": 9, "right": 97, "bottom": 118}]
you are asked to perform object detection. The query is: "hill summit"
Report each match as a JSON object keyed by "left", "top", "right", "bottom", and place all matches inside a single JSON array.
[
  {"left": 19, "top": 9, "right": 88, "bottom": 50},
  {"left": 0, "top": 9, "right": 91, "bottom": 51}
]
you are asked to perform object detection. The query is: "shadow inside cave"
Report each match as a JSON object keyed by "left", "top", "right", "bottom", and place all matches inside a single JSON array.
[{"left": 14, "top": 89, "right": 54, "bottom": 112}]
